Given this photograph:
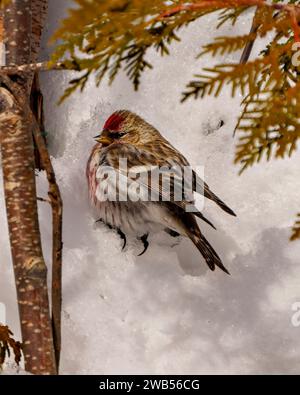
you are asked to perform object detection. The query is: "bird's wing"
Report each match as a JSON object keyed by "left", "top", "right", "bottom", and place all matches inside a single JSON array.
[
  {"left": 143, "top": 140, "right": 236, "bottom": 217},
  {"left": 192, "top": 170, "right": 236, "bottom": 217},
  {"left": 97, "top": 143, "right": 216, "bottom": 229}
]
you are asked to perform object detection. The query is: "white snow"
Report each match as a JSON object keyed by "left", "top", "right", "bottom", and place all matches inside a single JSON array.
[
  {"left": 1, "top": 1, "right": 300, "bottom": 374},
  {"left": 0, "top": 363, "right": 32, "bottom": 375}
]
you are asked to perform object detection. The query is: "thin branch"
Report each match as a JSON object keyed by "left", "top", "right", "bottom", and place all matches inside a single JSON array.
[
  {"left": 239, "top": 7, "right": 259, "bottom": 64},
  {"left": 31, "top": 113, "right": 63, "bottom": 371},
  {"left": 31, "top": 73, "right": 46, "bottom": 171},
  {"left": 158, "top": 0, "right": 264, "bottom": 19},
  {"left": 158, "top": 0, "right": 300, "bottom": 30},
  {"left": 0, "top": 61, "right": 65, "bottom": 74},
  {"left": 37, "top": 197, "right": 51, "bottom": 203}
]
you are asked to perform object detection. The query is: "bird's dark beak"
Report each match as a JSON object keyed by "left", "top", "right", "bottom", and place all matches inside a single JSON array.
[{"left": 94, "top": 130, "right": 113, "bottom": 146}]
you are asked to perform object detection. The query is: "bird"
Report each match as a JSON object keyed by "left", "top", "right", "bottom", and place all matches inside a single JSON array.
[{"left": 86, "top": 110, "right": 236, "bottom": 274}]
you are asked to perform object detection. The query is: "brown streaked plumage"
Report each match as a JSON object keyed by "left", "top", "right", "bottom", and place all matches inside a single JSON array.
[{"left": 87, "top": 110, "right": 236, "bottom": 274}]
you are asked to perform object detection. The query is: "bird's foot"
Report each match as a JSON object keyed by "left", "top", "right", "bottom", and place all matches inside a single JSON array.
[
  {"left": 96, "top": 218, "right": 113, "bottom": 229},
  {"left": 96, "top": 219, "right": 126, "bottom": 251},
  {"left": 138, "top": 233, "right": 149, "bottom": 256},
  {"left": 117, "top": 228, "right": 127, "bottom": 251}
]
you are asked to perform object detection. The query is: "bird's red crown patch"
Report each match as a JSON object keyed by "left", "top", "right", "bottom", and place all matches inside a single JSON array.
[{"left": 103, "top": 113, "right": 124, "bottom": 131}]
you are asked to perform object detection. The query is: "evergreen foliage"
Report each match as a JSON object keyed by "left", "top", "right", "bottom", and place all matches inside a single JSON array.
[
  {"left": 0, "top": 1, "right": 10, "bottom": 7},
  {"left": 0, "top": 325, "right": 22, "bottom": 370}
]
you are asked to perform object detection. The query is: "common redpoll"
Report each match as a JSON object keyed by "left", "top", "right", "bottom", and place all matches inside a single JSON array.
[{"left": 87, "top": 110, "right": 236, "bottom": 274}]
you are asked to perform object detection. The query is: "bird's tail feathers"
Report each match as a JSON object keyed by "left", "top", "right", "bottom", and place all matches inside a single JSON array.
[
  {"left": 193, "top": 210, "right": 216, "bottom": 230},
  {"left": 204, "top": 186, "right": 236, "bottom": 217},
  {"left": 189, "top": 232, "right": 230, "bottom": 275}
]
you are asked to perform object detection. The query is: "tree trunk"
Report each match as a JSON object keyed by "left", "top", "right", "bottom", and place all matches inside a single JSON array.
[
  {"left": 30, "top": 0, "right": 48, "bottom": 171},
  {"left": 0, "top": 0, "right": 57, "bottom": 374},
  {"left": 31, "top": 0, "right": 48, "bottom": 63}
]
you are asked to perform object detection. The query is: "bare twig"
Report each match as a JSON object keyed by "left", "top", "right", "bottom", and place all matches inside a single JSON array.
[
  {"left": 31, "top": 113, "right": 63, "bottom": 372},
  {"left": 31, "top": 73, "right": 46, "bottom": 170},
  {"left": 0, "top": 61, "right": 65, "bottom": 74},
  {"left": 30, "top": 0, "right": 63, "bottom": 368},
  {"left": 37, "top": 197, "right": 51, "bottom": 203},
  {"left": 240, "top": 7, "right": 259, "bottom": 64},
  {"left": 31, "top": 0, "right": 48, "bottom": 64}
]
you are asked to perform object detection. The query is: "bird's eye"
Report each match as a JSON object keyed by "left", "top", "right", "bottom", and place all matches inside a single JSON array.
[{"left": 114, "top": 132, "right": 126, "bottom": 139}]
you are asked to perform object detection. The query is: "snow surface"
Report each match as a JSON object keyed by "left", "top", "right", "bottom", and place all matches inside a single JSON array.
[
  {"left": 0, "top": 363, "right": 31, "bottom": 375},
  {"left": 1, "top": 1, "right": 300, "bottom": 374}
]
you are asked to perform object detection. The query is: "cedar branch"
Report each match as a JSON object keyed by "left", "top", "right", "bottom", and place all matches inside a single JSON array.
[
  {"left": 159, "top": 0, "right": 300, "bottom": 19},
  {"left": 0, "top": 324, "right": 22, "bottom": 369},
  {"left": 158, "top": 0, "right": 300, "bottom": 41}
]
